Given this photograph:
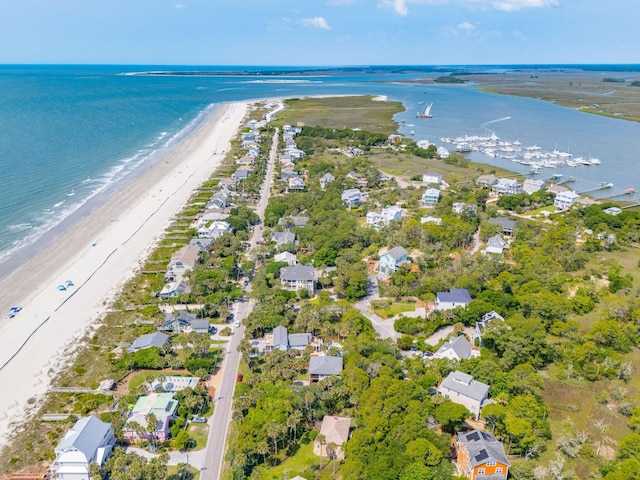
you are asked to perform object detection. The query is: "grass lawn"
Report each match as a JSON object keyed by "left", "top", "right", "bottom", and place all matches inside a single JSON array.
[
  {"left": 373, "top": 302, "right": 416, "bottom": 318},
  {"left": 261, "top": 440, "right": 342, "bottom": 480},
  {"left": 167, "top": 465, "right": 200, "bottom": 480},
  {"left": 188, "top": 424, "right": 209, "bottom": 451}
]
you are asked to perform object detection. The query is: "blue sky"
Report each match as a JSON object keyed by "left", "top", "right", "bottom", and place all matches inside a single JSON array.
[{"left": 0, "top": 0, "right": 636, "bottom": 65}]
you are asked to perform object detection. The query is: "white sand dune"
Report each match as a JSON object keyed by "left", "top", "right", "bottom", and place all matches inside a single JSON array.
[{"left": 0, "top": 101, "right": 249, "bottom": 443}]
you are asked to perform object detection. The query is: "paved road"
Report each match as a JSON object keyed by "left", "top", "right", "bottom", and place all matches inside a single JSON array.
[
  {"left": 200, "top": 126, "right": 279, "bottom": 480},
  {"left": 354, "top": 276, "right": 402, "bottom": 341}
]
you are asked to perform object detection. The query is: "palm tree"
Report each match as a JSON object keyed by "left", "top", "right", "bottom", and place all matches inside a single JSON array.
[
  {"left": 326, "top": 442, "right": 338, "bottom": 476},
  {"left": 316, "top": 433, "right": 326, "bottom": 469},
  {"left": 145, "top": 412, "right": 159, "bottom": 451}
]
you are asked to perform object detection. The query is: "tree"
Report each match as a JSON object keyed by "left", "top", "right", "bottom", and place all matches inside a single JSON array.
[
  {"left": 316, "top": 433, "right": 326, "bottom": 469},
  {"left": 434, "top": 401, "right": 470, "bottom": 434},
  {"left": 327, "top": 441, "right": 338, "bottom": 475}
]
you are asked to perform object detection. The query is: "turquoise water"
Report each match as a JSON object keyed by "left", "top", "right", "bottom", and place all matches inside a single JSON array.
[{"left": 1, "top": 65, "right": 639, "bottom": 265}]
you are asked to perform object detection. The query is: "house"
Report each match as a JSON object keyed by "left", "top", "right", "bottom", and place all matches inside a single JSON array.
[
  {"left": 313, "top": 416, "right": 352, "bottom": 460},
  {"left": 452, "top": 202, "right": 478, "bottom": 215},
  {"left": 149, "top": 376, "right": 200, "bottom": 393},
  {"left": 421, "top": 216, "right": 443, "bottom": 226},
  {"left": 604, "top": 207, "right": 622, "bottom": 216},
  {"left": 388, "top": 134, "right": 402, "bottom": 144},
  {"left": 456, "top": 430, "right": 510, "bottom": 480},
  {"left": 492, "top": 178, "right": 524, "bottom": 196},
  {"left": 158, "top": 310, "right": 198, "bottom": 333},
  {"left": 190, "top": 318, "right": 211, "bottom": 334},
  {"left": 378, "top": 246, "right": 409, "bottom": 274},
  {"left": 366, "top": 205, "right": 403, "bottom": 227},
  {"left": 523, "top": 178, "right": 546, "bottom": 195},
  {"left": 554, "top": 190, "right": 581, "bottom": 210},
  {"left": 287, "top": 148, "right": 306, "bottom": 159},
  {"left": 274, "top": 251, "right": 297, "bottom": 266},
  {"left": 434, "top": 336, "right": 473, "bottom": 361},
  {"left": 272, "top": 231, "right": 296, "bottom": 248},
  {"left": 437, "top": 146, "right": 450, "bottom": 158},
  {"left": 269, "top": 326, "right": 313, "bottom": 351},
  {"left": 208, "top": 190, "right": 230, "bottom": 208},
  {"left": 436, "top": 371, "right": 490, "bottom": 419},
  {"left": 319, "top": 173, "right": 335, "bottom": 189},
  {"left": 485, "top": 235, "right": 508, "bottom": 255},
  {"left": 159, "top": 279, "right": 191, "bottom": 299},
  {"left": 435, "top": 289, "right": 472, "bottom": 310},
  {"left": 309, "top": 355, "right": 343, "bottom": 382},
  {"left": 197, "top": 220, "right": 232, "bottom": 239},
  {"left": 236, "top": 155, "right": 254, "bottom": 166},
  {"left": 165, "top": 244, "right": 200, "bottom": 281},
  {"left": 341, "top": 188, "right": 362, "bottom": 208},
  {"left": 50, "top": 416, "right": 116, "bottom": 480},
  {"left": 488, "top": 217, "right": 516, "bottom": 236},
  {"left": 232, "top": 168, "right": 252, "bottom": 180},
  {"left": 280, "top": 264, "right": 315, "bottom": 295},
  {"left": 127, "top": 332, "right": 169, "bottom": 353},
  {"left": 471, "top": 311, "right": 504, "bottom": 346},
  {"left": 124, "top": 393, "right": 179, "bottom": 442},
  {"left": 279, "top": 215, "right": 310, "bottom": 228},
  {"left": 422, "top": 188, "right": 441, "bottom": 206},
  {"left": 189, "top": 238, "right": 214, "bottom": 252},
  {"left": 476, "top": 175, "right": 497, "bottom": 188},
  {"left": 288, "top": 176, "right": 306, "bottom": 191},
  {"left": 423, "top": 172, "right": 443, "bottom": 185}
]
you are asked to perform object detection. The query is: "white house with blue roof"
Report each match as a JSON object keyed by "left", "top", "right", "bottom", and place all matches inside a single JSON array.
[
  {"left": 435, "top": 288, "right": 472, "bottom": 310},
  {"left": 378, "top": 246, "right": 409, "bottom": 274}
]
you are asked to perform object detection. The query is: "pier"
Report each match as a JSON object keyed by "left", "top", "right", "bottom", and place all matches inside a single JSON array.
[
  {"left": 546, "top": 175, "right": 576, "bottom": 185},
  {"left": 578, "top": 182, "right": 614, "bottom": 195},
  {"left": 601, "top": 187, "right": 637, "bottom": 200}
]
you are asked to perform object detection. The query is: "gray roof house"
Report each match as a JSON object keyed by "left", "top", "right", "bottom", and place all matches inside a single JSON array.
[
  {"left": 434, "top": 335, "right": 473, "bottom": 361},
  {"left": 158, "top": 310, "right": 198, "bottom": 334},
  {"left": 435, "top": 288, "right": 472, "bottom": 310},
  {"left": 378, "top": 246, "right": 410, "bottom": 274},
  {"left": 159, "top": 279, "right": 191, "bottom": 300},
  {"left": 280, "top": 264, "right": 315, "bottom": 295},
  {"left": 272, "top": 231, "right": 296, "bottom": 248},
  {"left": 128, "top": 332, "right": 169, "bottom": 354},
  {"left": 50, "top": 416, "right": 116, "bottom": 480},
  {"left": 488, "top": 217, "right": 516, "bottom": 236},
  {"left": 309, "top": 355, "right": 343, "bottom": 382},
  {"left": 270, "top": 325, "right": 313, "bottom": 352},
  {"left": 341, "top": 188, "right": 361, "bottom": 208},
  {"left": 456, "top": 430, "right": 510, "bottom": 479},
  {"left": 437, "top": 371, "right": 490, "bottom": 419},
  {"left": 485, "top": 235, "right": 508, "bottom": 255}
]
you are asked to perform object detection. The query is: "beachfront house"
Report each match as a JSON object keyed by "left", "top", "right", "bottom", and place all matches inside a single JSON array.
[
  {"left": 309, "top": 355, "right": 343, "bottom": 383},
  {"left": 274, "top": 251, "right": 297, "bottom": 266},
  {"left": 124, "top": 393, "right": 179, "bottom": 442},
  {"left": 523, "top": 178, "right": 547, "bottom": 194},
  {"left": 434, "top": 335, "right": 473, "bottom": 361},
  {"left": 488, "top": 217, "right": 516, "bottom": 236},
  {"left": 158, "top": 311, "right": 209, "bottom": 334},
  {"left": 456, "top": 430, "right": 510, "bottom": 480},
  {"left": 313, "top": 416, "right": 352, "bottom": 460},
  {"left": 197, "top": 220, "right": 232, "bottom": 239},
  {"left": 159, "top": 279, "right": 191, "bottom": 299},
  {"left": 492, "top": 178, "right": 524, "bottom": 196},
  {"left": 437, "top": 371, "right": 490, "bottom": 420},
  {"left": 127, "top": 332, "right": 169, "bottom": 354},
  {"left": 378, "top": 246, "right": 409, "bottom": 274},
  {"left": 423, "top": 172, "right": 443, "bottom": 185},
  {"left": 50, "top": 416, "right": 116, "bottom": 480},
  {"left": 485, "top": 235, "right": 508, "bottom": 255},
  {"left": 280, "top": 264, "right": 315, "bottom": 296},
  {"left": 435, "top": 289, "right": 472, "bottom": 310},
  {"left": 164, "top": 244, "right": 200, "bottom": 281},
  {"left": 554, "top": 190, "right": 581, "bottom": 210},
  {"left": 422, "top": 188, "right": 441, "bottom": 206},
  {"left": 341, "top": 188, "right": 361, "bottom": 208}
]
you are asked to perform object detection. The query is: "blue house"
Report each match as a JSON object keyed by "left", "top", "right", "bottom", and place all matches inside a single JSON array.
[
  {"left": 422, "top": 188, "right": 441, "bottom": 206},
  {"left": 378, "top": 246, "right": 409, "bottom": 274}
]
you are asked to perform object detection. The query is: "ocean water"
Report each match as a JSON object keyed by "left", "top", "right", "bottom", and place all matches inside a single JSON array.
[{"left": 1, "top": 65, "right": 639, "bottom": 268}]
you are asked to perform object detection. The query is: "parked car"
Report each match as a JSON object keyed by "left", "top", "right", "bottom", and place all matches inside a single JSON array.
[{"left": 237, "top": 374, "right": 244, "bottom": 382}]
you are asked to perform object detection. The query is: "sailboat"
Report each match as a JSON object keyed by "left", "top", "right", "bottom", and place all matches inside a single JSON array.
[{"left": 416, "top": 102, "right": 433, "bottom": 118}]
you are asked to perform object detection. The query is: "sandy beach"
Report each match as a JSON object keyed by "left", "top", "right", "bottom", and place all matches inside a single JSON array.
[{"left": 0, "top": 101, "right": 248, "bottom": 443}]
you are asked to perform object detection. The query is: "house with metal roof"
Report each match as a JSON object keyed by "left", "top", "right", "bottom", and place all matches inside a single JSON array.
[
  {"left": 422, "top": 188, "right": 441, "bottom": 206},
  {"left": 280, "top": 264, "right": 315, "bottom": 296},
  {"left": 523, "top": 178, "right": 546, "bottom": 195},
  {"left": 313, "top": 416, "right": 352, "bottom": 460},
  {"left": 456, "top": 430, "right": 510, "bottom": 480},
  {"left": 50, "top": 416, "right": 116, "bottom": 480},
  {"left": 485, "top": 235, "right": 508, "bottom": 255},
  {"left": 309, "top": 355, "right": 343, "bottom": 383},
  {"left": 434, "top": 335, "right": 473, "bottom": 361},
  {"left": 437, "top": 371, "right": 490, "bottom": 420},
  {"left": 378, "top": 246, "right": 409, "bottom": 274},
  {"left": 127, "top": 332, "right": 169, "bottom": 354},
  {"left": 124, "top": 393, "right": 179, "bottom": 442},
  {"left": 435, "top": 289, "right": 472, "bottom": 310}
]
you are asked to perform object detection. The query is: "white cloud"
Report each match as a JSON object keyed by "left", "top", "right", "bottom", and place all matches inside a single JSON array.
[
  {"left": 458, "top": 21, "right": 475, "bottom": 35},
  {"left": 302, "top": 17, "right": 332, "bottom": 29},
  {"left": 379, "top": 0, "right": 409, "bottom": 15},
  {"left": 174, "top": 4, "right": 186, "bottom": 9},
  {"left": 382, "top": 0, "right": 558, "bottom": 15}
]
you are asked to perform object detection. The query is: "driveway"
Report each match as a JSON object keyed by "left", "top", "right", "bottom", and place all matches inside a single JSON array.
[{"left": 354, "top": 276, "right": 402, "bottom": 341}]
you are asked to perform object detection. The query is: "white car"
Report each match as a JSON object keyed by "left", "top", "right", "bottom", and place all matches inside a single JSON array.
[{"left": 234, "top": 320, "right": 241, "bottom": 328}]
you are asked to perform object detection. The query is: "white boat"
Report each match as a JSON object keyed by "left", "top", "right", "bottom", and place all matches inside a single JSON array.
[
  {"left": 589, "top": 157, "right": 601, "bottom": 165},
  {"left": 416, "top": 102, "right": 433, "bottom": 118}
]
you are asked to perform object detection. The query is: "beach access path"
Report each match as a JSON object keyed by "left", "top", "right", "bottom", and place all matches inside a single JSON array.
[{"left": 0, "top": 101, "right": 249, "bottom": 443}]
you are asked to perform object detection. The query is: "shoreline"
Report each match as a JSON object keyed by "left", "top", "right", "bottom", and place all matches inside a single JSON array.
[{"left": 0, "top": 100, "right": 249, "bottom": 442}]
